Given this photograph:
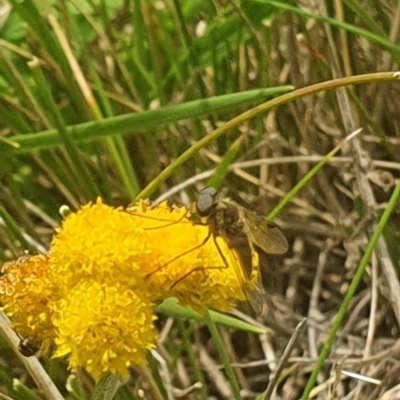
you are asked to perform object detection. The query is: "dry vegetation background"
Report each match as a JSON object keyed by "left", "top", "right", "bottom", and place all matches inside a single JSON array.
[{"left": 0, "top": 0, "right": 400, "bottom": 399}]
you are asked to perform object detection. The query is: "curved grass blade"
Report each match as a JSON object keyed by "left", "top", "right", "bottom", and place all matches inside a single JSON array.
[{"left": 136, "top": 72, "right": 400, "bottom": 200}]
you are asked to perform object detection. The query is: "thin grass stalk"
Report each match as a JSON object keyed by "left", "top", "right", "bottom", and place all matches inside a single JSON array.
[
  {"left": 178, "top": 320, "right": 208, "bottom": 400},
  {"left": 80, "top": 43, "right": 141, "bottom": 198},
  {"left": 341, "top": 0, "right": 387, "bottom": 36},
  {"left": 145, "top": 352, "right": 169, "bottom": 400},
  {"left": 300, "top": 181, "right": 400, "bottom": 399},
  {"left": 0, "top": 313, "right": 64, "bottom": 400},
  {"left": 0, "top": 99, "right": 33, "bottom": 135},
  {"left": 204, "top": 309, "right": 242, "bottom": 400},
  {"left": 264, "top": 1, "right": 400, "bottom": 61},
  {"left": 50, "top": 11, "right": 141, "bottom": 198},
  {"left": 207, "top": 134, "right": 245, "bottom": 189},
  {"left": 0, "top": 47, "right": 52, "bottom": 129},
  {"left": 28, "top": 59, "right": 99, "bottom": 200},
  {"left": 9, "top": 0, "right": 90, "bottom": 119},
  {"left": 0, "top": 206, "right": 34, "bottom": 251},
  {"left": 266, "top": 128, "right": 361, "bottom": 221}
]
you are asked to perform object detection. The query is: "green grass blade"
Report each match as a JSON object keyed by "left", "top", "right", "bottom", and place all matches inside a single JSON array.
[
  {"left": 28, "top": 61, "right": 99, "bottom": 200},
  {"left": 178, "top": 320, "right": 208, "bottom": 400},
  {"left": 263, "top": 1, "right": 400, "bottom": 58},
  {"left": 155, "top": 297, "right": 265, "bottom": 334},
  {"left": 301, "top": 181, "right": 400, "bottom": 399},
  {"left": 84, "top": 56, "right": 141, "bottom": 198},
  {"left": 0, "top": 205, "right": 33, "bottom": 252},
  {"left": 204, "top": 309, "right": 242, "bottom": 400},
  {"left": 342, "top": 0, "right": 386, "bottom": 37},
  {"left": 267, "top": 129, "right": 362, "bottom": 221},
  {"left": 207, "top": 134, "right": 244, "bottom": 189},
  {"left": 9, "top": 87, "right": 293, "bottom": 154},
  {"left": 9, "top": 0, "right": 89, "bottom": 118}
]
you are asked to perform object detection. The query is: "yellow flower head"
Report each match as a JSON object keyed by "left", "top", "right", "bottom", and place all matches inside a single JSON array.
[
  {"left": 48, "top": 199, "right": 158, "bottom": 378},
  {"left": 1, "top": 197, "right": 260, "bottom": 380},
  {"left": 52, "top": 280, "right": 156, "bottom": 379},
  {"left": 49, "top": 198, "right": 150, "bottom": 292},
  {"left": 0, "top": 254, "right": 55, "bottom": 341}
]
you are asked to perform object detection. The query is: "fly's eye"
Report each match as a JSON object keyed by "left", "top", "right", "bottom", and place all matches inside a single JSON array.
[{"left": 196, "top": 187, "right": 217, "bottom": 216}]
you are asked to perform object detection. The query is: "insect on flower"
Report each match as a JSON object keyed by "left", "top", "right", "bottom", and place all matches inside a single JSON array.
[
  {"left": 193, "top": 187, "right": 288, "bottom": 314},
  {"left": 17, "top": 335, "right": 41, "bottom": 357},
  {"left": 127, "top": 189, "right": 288, "bottom": 313}
]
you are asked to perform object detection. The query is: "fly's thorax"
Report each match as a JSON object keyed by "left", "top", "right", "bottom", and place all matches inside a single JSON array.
[
  {"left": 206, "top": 211, "right": 223, "bottom": 236},
  {"left": 218, "top": 202, "right": 242, "bottom": 230}
]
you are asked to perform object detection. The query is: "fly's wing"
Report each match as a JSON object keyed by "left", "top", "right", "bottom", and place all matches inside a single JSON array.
[
  {"left": 223, "top": 233, "right": 253, "bottom": 280},
  {"left": 224, "top": 237, "right": 264, "bottom": 315},
  {"left": 243, "top": 274, "right": 265, "bottom": 315},
  {"left": 239, "top": 207, "right": 288, "bottom": 255}
]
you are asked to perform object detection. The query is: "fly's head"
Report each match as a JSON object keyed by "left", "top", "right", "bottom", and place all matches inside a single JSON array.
[{"left": 196, "top": 187, "right": 218, "bottom": 218}]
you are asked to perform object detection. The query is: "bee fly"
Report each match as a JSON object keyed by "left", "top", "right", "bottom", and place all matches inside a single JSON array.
[{"left": 196, "top": 187, "right": 288, "bottom": 314}]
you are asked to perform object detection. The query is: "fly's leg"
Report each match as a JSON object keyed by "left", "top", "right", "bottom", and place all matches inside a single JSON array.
[
  {"left": 126, "top": 209, "right": 191, "bottom": 230},
  {"left": 144, "top": 211, "right": 191, "bottom": 230},
  {"left": 145, "top": 230, "right": 212, "bottom": 279},
  {"left": 170, "top": 234, "right": 230, "bottom": 289}
]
